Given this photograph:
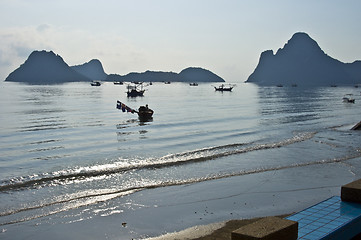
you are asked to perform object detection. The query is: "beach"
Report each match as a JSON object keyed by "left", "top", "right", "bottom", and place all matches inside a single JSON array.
[
  {"left": 1, "top": 82, "right": 361, "bottom": 239},
  {"left": 2, "top": 159, "right": 358, "bottom": 239},
  {"left": 138, "top": 163, "right": 356, "bottom": 240}
]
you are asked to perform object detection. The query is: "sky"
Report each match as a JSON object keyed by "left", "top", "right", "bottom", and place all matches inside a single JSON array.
[{"left": 1, "top": 0, "right": 361, "bottom": 82}]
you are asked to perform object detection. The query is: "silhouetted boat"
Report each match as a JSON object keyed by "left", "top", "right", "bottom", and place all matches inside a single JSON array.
[
  {"left": 91, "top": 81, "right": 101, "bottom": 86},
  {"left": 137, "top": 105, "right": 154, "bottom": 120},
  {"left": 113, "top": 81, "right": 123, "bottom": 85},
  {"left": 127, "top": 82, "right": 145, "bottom": 97},
  {"left": 343, "top": 94, "right": 355, "bottom": 103},
  {"left": 214, "top": 84, "right": 233, "bottom": 91},
  {"left": 116, "top": 101, "right": 154, "bottom": 120},
  {"left": 189, "top": 83, "right": 198, "bottom": 86}
]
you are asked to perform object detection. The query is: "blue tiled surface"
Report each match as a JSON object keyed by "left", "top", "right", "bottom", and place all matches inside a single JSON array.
[{"left": 286, "top": 196, "right": 361, "bottom": 239}]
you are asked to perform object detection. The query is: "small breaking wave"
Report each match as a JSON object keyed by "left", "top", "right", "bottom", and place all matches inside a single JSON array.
[
  {"left": 2, "top": 149, "right": 360, "bottom": 226},
  {"left": 0, "top": 189, "right": 138, "bottom": 226},
  {"left": 0, "top": 132, "right": 316, "bottom": 192},
  {"left": 2, "top": 137, "right": 361, "bottom": 226}
]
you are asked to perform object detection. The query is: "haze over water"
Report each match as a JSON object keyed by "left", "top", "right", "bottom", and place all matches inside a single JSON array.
[{"left": 1, "top": 81, "right": 361, "bottom": 239}]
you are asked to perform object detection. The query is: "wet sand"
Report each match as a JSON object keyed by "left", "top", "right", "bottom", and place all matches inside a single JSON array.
[
  {"left": 147, "top": 214, "right": 289, "bottom": 240},
  {"left": 1, "top": 160, "right": 358, "bottom": 240},
  {"left": 140, "top": 163, "right": 356, "bottom": 240}
]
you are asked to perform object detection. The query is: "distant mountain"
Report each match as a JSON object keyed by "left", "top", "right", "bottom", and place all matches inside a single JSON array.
[
  {"left": 107, "top": 70, "right": 179, "bottom": 82},
  {"left": 5, "top": 50, "right": 91, "bottom": 84},
  {"left": 246, "top": 32, "right": 361, "bottom": 86},
  {"left": 5, "top": 50, "right": 225, "bottom": 84},
  {"left": 106, "top": 67, "right": 225, "bottom": 83},
  {"left": 71, "top": 59, "right": 107, "bottom": 80},
  {"left": 178, "top": 67, "right": 224, "bottom": 82}
]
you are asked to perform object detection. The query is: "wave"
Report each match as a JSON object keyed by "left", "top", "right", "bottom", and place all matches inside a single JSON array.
[
  {"left": 0, "top": 132, "right": 316, "bottom": 192},
  {"left": 2, "top": 149, "right": 361, "bottom": 226},
  {"left": 0, "top": 189, "right": 138, "bottom": 224},
  {"left": 2, "top": 133, "right": 361, "bottom": 226}
]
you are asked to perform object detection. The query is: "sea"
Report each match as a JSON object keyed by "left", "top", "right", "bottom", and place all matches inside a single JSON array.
[{"left": 1, "top": 81, "right": 361, "bottom": 239}]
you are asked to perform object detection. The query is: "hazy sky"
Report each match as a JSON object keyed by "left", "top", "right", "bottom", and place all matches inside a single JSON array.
[{"left": 1, "top": 0, "right": 361, "bottom": 82}]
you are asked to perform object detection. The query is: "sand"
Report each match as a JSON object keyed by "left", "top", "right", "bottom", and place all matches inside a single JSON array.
[
  {"left": 2, "top": 159, "right": 360, "bottom": 240},
  {"left": 145, "top": 215, "right": 290, "bottom": 240}
]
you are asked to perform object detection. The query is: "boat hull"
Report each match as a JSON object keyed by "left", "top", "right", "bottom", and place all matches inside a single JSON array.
[
  {"left": 127, "top": 90, "right": 145, "bottom": 97},
  {"left": 137, "top": 111, "right": 153, "bottom": 119},
  {"left": 214, "top": 87, "right": 233, "bottom": 91}
]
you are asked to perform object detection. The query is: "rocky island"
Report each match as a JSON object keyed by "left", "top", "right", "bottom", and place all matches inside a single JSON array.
[
  {"left": 71, "top": 59, "right": 108, "bottom": 81},
  {"left": 246, "top": 32, "right": 361, "bottom": 86},
  {"left": 109, "top": 67, "right": 224, "bottom": 83},
  {"left": 5, "top": 51, "right": 91, "bottom": 84},
  {"left": 5, "top": 50, "right": 225, "bottom": 84}
]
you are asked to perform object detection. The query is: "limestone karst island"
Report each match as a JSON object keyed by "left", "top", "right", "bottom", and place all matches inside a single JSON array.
[{"left": 5, "top": 51, "right": 225, "bottom": 84}]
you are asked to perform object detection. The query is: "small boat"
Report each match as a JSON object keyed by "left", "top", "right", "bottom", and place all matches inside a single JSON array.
[
  {"left": 116, "top": 101, "right": 154, "bottom": 120},
  {"left": 189, "top": 83, "right": 198, "bottom": 86},
  {"left": 137, "top": 105, "right": 154, "bottom": 120},
  {"left": 127, "top": 88, "right": 145, "bottom": 97},
  {"left": 113, "top": 81, "right": 123, "bottom": 85},
  {"left": 164, "top": 81, "right": 171, "bottom": 84},
  {"left": 91, "top": 81, "right": 101, "bottom": 86},
  {"left": 343, "top": 94, "right": 355, "bottom": 103},
  {"left": 127, "top": 82, "right": 146, "bottom": 97},
  {"left": 214, "top": 84, "right": 233, "bottom": 91}
]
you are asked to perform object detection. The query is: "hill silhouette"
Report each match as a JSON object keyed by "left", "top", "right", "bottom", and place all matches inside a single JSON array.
[
  {"left": 72, "top": 59, "right": 108, "bottom": 80},
  {"left": 5, "top": 50, "right": 91, "bottom": 84},
  {"left": 107, "top": 67, "right": 224, "bottom": 83},
  {"left": 5, "top": 50, "right": 225, "bottom": 84},
  {"left": 107, "top": 70, "right": 179, "bottom": 82},
  {"left": 179, "top": 67, "right": 224, "bottom": 82},
  {"left": 246, "top": 32, "right": 361, "bottom": 86}
]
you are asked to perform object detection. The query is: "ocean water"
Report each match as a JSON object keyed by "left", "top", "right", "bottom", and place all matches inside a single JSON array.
[{"left": 1, "top": 81, "right": 361, "bottom": 239}]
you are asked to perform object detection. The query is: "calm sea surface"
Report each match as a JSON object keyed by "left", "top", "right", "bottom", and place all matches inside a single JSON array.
[{"left": 1, "top": 81, "right": 361, "bottom": 238}]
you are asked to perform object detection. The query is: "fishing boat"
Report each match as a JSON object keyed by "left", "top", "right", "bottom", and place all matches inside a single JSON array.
[
  {"left": 116, "top": 101, "right": 154, "bottom": 120},
  {"left": 90, "top": 81, "right": 101, "bottom": 86},
  {"left": 214, "top": 84, "right": 233, "bottom": 91},
  {"left": 137, "top": 105, "right": 154, "bottom": 120},
  {"left": 189, "top": 83, "right": 198, "bottom": 86},
  {"left": 127, "top": 82, "right": 146, "bottom": 97},
  {"left": 343, "top": 94, "right": 355, "bottom": 103}
]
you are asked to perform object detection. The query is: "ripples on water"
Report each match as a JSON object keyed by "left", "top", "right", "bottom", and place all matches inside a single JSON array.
[{"left": 1, "top": 82, "right": 361, "bottom": 228}]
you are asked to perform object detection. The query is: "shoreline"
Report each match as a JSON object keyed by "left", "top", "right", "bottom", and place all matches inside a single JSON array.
[
  {"left": 145, "top": 214, "right": 290, "bottom": 240},
  {"left": 137, "top": 161, "right": 359, "bottom": 240},
  {"left": 1, "top": 161, "right": 358, "bottom": 240}
]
